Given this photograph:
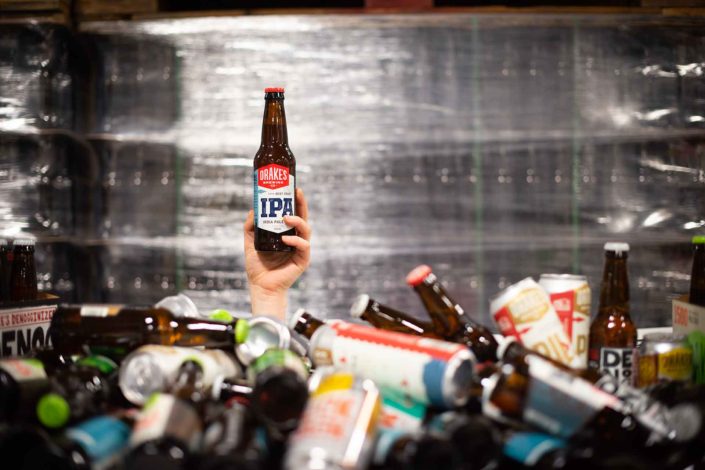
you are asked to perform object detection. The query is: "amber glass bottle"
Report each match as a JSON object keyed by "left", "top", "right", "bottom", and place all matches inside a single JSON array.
[
  {"left": 588, "top": 243, "right": 637, "bottom": 385},
  {"left": 253, "top": 87, "right": 296, "bottom": 252}
]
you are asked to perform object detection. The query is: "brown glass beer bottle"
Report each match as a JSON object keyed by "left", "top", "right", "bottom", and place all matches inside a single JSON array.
[
  {"left": 0, "top": 239, "right": 10, "bottom": 302},
  {"left": 349, "top": 294, "right": 442, "bottom": 338},
  {"left": 689, "top": 236, "right": 705, "bottom": 307},
  {"left": 253, "top": 87, "right": 296, "bottom": 252},
  {"left": 588, "top": 243, "right": 637, "bottom": 385},
  {"left": 50, "top": 305, "right": 239, "bottom": 358},
  {"left": 406, "top": 265, "right": 498, "bottom": 362},
  {"left": 9, "top": 239, "right": 37, "bottom": 302}
]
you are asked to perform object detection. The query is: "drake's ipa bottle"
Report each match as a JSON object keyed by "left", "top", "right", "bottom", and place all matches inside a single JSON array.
[{"left": 254, "top": 87, "right": 296, "bottom": 252}]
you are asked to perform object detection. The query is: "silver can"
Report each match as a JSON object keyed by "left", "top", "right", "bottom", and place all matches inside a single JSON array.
[{"left": 235, "top": 315, "right": 291, "bottom": 367}]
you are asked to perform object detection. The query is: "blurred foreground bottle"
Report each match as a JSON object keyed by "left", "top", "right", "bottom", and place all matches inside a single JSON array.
[
  {"left": 588, "top": 243, "right": 637, "bottom": 385},
  {"left": 285, "top": 370, "right": 381, "bottom": 470},
  {"left": 127, "top": 361, "right": 207, "bottom": 470},
  {"left": 36, "top": 355, "right": 121, "bottom": 429},
  {"left": 50, "top": 305, "right": 240, "bottom": 358},
  {"left": 406, "top": 265, "right": 498, "bottom": 362},
  {"left": 689, "top": 236, "right": 705, "bottom": 307},
  {"left": 0, "top": 358, "right": 50, "bottom": 423}
]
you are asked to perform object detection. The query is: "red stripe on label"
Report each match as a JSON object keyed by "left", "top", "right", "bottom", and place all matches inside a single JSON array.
[
  {"left": 493, "top": 306, "right": 521, "bottom": 340},
  {"left": 331, "top": 322, "right": 464, "bottom": 361},
  {"left": 549, "top": 290, "right": 574, "bottom": 339}
]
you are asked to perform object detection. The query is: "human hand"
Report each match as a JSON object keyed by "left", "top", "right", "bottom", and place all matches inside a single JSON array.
[{"left": 244, "top": 188, "right": 311, "bottom": 318}]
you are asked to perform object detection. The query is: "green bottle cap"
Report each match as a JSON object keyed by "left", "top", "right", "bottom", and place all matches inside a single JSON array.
[
  {"left": 209, "top": 309, "right": 234, "bottom": 323},
  {"left": 235, "top": 319, "right": 250, "bottom": 344},
  {"left": 36, "top": 393, "right": 70, "bottom": 429},
  {"left": 693, "top": 236, "right": 705, "bottom": 245}
]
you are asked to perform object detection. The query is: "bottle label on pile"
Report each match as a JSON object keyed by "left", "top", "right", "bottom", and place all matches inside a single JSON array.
[
  {"left": 254, "top": 164, "right": 295, "bottom": 233},
  {"left": 524, "top": 355, "right": 619, "bottom": 438},
  {"left": 0, "top": 358, "right": 46, "bottom": 381},
  {"left": 131, "top": 394, "right": 202, "bottom": 451},
  {"left": 290, "top": 389, "right": 365, "bottom": 460},
  {"left": 66, "top": 416, "right": 131, "bottom": 470},
  {"left": 80, "top": 305, "right": 123, "bottom": 318},
  {"left": 378, "top": 389, "right": 425, "bottom": 432},
  {"left": 77, "top": 355, "right": 118, "bottom": 375},
  {"left": 322, "top": 322, "right": 469, "bottom": 408},
  {"left": 591, "top": 347, "right": 634, "bottom": 385}
]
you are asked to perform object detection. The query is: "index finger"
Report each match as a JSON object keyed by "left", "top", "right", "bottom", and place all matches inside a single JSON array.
[{"left": 295, "top": 188, "right": 309, "bottom": 222}]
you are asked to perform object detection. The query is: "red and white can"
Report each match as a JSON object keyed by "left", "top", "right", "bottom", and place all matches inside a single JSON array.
[
  {"left": 299, "top": 316, "right": 476, "bottom": 409},
  {"left": 490, "top": 277, "right": 579, "bottom": 368},
  {"left": 539, "top": 274, "right": 591, "bottom": 369}
]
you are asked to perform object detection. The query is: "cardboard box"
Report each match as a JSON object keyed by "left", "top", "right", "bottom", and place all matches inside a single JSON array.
[
  {"left": 0, "top": 293, "right": 59, "bottom": 358},
  {"left": 672, "top": 295, "right": 705, "bottom": 335}
]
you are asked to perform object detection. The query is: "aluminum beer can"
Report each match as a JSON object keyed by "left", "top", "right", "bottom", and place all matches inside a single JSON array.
[
  {"left": 490, "top": 277, "right": 579, "bottom": 368},
  {"left": 119, "top": 345, "right": 241, "bottom": 405},
  {"left": 634, "top": 333, "right": 693, "bottom": 388},
  {"left": 285, "top": 370, "right": 381, "bottom": 470},
  {"left": 235, "top": 316, "right": 292, "bottom": 367},
  {"left": 303, "top": 317, "right": 476, "bottom": 409},
  {"left": 538, "top": 274, "right": 591, "bottom": 369}
]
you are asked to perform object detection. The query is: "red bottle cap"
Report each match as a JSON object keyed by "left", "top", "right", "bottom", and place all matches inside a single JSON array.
[
  {"left": 406, "top": 265, "right": 432, "bottom": 286},
  {"left": 264, "top": 87, "right": 285, "bottom": 93}
]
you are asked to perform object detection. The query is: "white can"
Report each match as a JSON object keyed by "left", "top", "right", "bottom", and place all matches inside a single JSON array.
[
  {"left": 490, "top": 277, "right": 579, "bottom": 368},
  {"left": 539, "top": 274, "right": 591, "bottom": 369}
]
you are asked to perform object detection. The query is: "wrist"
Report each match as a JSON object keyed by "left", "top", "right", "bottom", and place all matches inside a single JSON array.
[{"left": 249, "top": 285, "right": 288, "bottom": 320}]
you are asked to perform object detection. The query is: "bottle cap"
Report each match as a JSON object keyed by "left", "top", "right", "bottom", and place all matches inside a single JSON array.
[
  {"left": 406, "top": 265, "right": 433, "bottom": 286},
  {"left": 693, "top": 235, "right": 705, "bottom": 245},
  {"left": 288, "top": 308, "right": 308, "bottom": 331},
  {"left": 36, "top": 393, "right": 70, "bottom": 428},
  {"left": 349, "top": 295, "right": 370, "bottom": 319},
  {"left": 235, "top": 319, "right": 250, "bottom": 344},
  {"left": 603, "top": 242, "right": 629, "bottom": 253},
  {"left": 13, "top": 239, "right": 35, "bottom": 246},
  {"left": 264, "top": 87, "right": 285, "bottom": 93},
  {"left": 210, "top": 309, "right": 234, "bottom": 323}
]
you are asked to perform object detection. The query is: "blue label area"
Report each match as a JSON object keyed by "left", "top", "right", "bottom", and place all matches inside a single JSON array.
[
  {"left": 525, "top": 372, "right": 598, "bottom": 438},
  {"left": 66, "top": 416, "right": 131, "bottom": 464},
  {"left": 421, "top": 359, "right": 447, "bottom": 407},
  {"left": 504, "top": 432, "right": 566, "bottom": 466}
]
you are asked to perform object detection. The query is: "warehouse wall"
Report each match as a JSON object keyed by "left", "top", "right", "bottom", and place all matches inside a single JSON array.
[{"left": 1, "top": 15, "right": 704, "bottom": 327}]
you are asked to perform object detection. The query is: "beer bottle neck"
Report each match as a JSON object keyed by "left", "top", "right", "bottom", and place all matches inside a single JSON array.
[
  {"left": 598, "top": 254, "right": 630, "bottom": 316},
  {"left": 292, "top": 311, "right": 324, "bottom": 339},
  {"left": 260, "top": 97, "right": 288, "bottom": 146}
]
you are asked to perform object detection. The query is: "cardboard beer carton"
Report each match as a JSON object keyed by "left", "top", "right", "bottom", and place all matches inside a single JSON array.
[
  {"left": 672, "top": 295, "right": 705, "bottom": 335},
  {"left": 0, "top": 293, "right": 59, "bottom": 358}
]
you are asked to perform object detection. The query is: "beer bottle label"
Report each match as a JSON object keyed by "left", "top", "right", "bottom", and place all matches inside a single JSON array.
[
  {"left": 594, "top": 347, "right": 634, "bottom": 385},
  {"left": 254, "top": 164, "right": 295, "bottom": 233},
  {"left": 66, "top": 416, "right": 131, "bottom": 470},
  {"left": 131, "top": 394, "right": 202, "bottom": 451},
  {"left": 524, "top": 355, "right": 619, "bottom": 438},
  {"left": 0, "top": 358, "right": 46, "bottom": 381}
]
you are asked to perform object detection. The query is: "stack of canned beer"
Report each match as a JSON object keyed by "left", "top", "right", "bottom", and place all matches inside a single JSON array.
[{"left": 2, "top": 240, "right": 705, "bottom": 469}]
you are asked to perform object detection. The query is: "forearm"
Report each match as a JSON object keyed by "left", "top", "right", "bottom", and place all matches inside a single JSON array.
[{"left": 249, "top": 285, "right": 288, "bottom": 320}]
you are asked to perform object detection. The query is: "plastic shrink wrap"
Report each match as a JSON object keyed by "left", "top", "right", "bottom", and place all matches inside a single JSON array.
[{"left": 1, "top": 15, "right": 704, "bottom": 327}]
